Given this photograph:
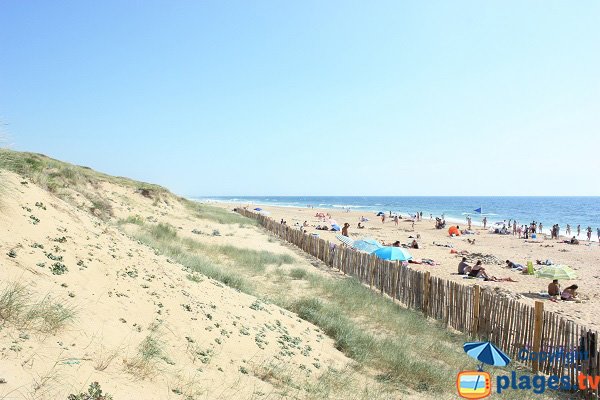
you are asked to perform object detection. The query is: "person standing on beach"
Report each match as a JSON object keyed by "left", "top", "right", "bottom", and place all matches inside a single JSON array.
[
  {"left": 513, "top": 223, "right": 517, "bottom": 236},
  {"left": 577, "top": 225, "right": 581, "bottom": 236},
  {"left": 587, "top": 226, "right": 592, "bottom": 241},
  {"left": 597, "top": 227, "right": 600, "bottom": 243},
  {"left": 566, "top": 224, "right": 571, "bottom": 236},
  {"left": 381, "top": 214, "right": 386, "bottom": 224},
  {"left": 483, "top": 217, "right": 487, "bottom": 229},
  {"left": 394, "top": 215, "right": 399, "bottom": 226},
  {"left": 538, "top": 223, "right": 543, "bottom": 234}
]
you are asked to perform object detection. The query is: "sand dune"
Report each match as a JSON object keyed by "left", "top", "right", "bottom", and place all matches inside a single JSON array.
[{"left": 0, "top": 170, "right": 351, "bottom": 399}]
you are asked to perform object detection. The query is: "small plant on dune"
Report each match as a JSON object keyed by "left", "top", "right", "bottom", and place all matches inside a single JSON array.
[
  {"left": 23, "top": 295, "right": 75, "bottom": 333},
  {"left": 89, "top": 196, "right": 113, "bottom": 219},
  {"left": 67, "top": 382, "right": 113, "bottom": 400},
  {"left": 50, "top": 262, "right": 68, "bottom": 275},
  {"left": 0, "top": 282, "right": 28, "bottom": 323},
  {"left": 119, "top": 214, "right": 144, "bottom": 225},
  {"left": 125, "top": 334, "right": 165, "bottom": 378}
]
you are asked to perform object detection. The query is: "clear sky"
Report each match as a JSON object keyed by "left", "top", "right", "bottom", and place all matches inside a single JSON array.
[{"left": 1, "top": 1, "right": 599, "bottom": 196}]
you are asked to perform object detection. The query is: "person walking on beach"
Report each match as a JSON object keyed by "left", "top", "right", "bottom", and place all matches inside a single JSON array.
[
  {"left": 577, "top": 225, "right": 581, "bottom": 236},
  {"left": 587, "top": 226, "right": 592, "bottom": 241},
  {"left": 394, "top": 215, "right": 399, "bottom": 226},
  {"left": 381, "top": 214, "right": 386, "bottom": 224},
  {"left": 538, "top": 223, "right": 543, "bottom": 234},
  {"left": 482, "top": 217, "right": 487, "bottom": 229},
  {"left": 566, "top": 224, "right": 571, "bottom": 236},
  {"left": 513, "top": 223, "right": 517, "bottom": 236},
  {"left": 597, "top": 227, "right": 600, "bottom": 243}
]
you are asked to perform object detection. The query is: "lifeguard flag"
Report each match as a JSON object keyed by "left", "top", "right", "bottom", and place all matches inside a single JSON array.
[{"left": 474, "top": 208, "right": 482, "bottom": 214}]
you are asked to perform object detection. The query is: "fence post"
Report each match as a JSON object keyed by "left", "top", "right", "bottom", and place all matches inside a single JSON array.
[
  {"left": 472, "top": 285, "right": 481, "bottom": 337},
  {"left": 422, "top": 271, "right": 431, "bottom": 317},
  {"left": 392, "top": 262, "right": 399, "bottom": 302},
  {"left": 532, "top": 301, "right": 544, "bottom": 374}
]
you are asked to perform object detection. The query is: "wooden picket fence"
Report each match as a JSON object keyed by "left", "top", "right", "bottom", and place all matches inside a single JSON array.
[{"left": 237, "top": 208, "right": 600, "bottom": 398}]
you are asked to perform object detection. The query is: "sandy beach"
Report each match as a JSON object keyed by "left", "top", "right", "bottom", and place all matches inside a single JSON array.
[{"left": 215, "top": 202, "right": 600, "bottom": 329}]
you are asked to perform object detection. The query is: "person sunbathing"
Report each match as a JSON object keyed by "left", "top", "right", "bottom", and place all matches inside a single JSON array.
[
  {"left": 505, "top": 260, "right": 524, "bottom": 271},
  {"left": 357, "top": 222, "right": 364, "bottom": 229},
  {"left": 410, "top": 239, "right": 419, "bottom": 249},
  {"left": 561, "top": 285, "right": 578, "bottom": 301},
  {"left": 548, "top": 280, "right": 561, "bottom": 297},
  {"left": 458, "top": 257, "right": 471, "bottom": 275},
  {"left": 468, "top": 261, "right": 488, "bottom": 279}
]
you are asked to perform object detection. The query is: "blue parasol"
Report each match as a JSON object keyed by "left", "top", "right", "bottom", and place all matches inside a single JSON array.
[
  {"left": 373, "top": 246, "right": 412, "bottom": 261},
  {"left": 352, "top": 238, "right": 383, "bottom": 253},
  {"left": 464, "top": 341, "right": 511, "bottom": 391},
  {"left": 464, "top": 341, "right": 511, "bottom": 369},
  {"left": 254, "top": 207, "right": 263, "bottom": 211}
]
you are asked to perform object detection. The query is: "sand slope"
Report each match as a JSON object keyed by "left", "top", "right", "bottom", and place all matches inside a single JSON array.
[{"left": 0, "top": 171, "right": 350, "bottom": 399}]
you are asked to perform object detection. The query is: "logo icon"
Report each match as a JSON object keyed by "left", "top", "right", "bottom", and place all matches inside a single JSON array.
[{"left": 456, "top": 370, "right": 491, "bottom": 399}]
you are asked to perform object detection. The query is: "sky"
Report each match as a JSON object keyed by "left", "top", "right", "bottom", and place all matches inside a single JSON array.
[{"left": 1, "top": 1, "right": 599, "bottom": 196}]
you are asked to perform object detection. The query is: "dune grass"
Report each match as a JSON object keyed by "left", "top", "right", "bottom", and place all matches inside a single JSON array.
[
  {"left": 125, "top": 334, "right": 166, "bottom": 378},
  {"left": 183, "top": 200, "right": 257, "bottom": 226},
  {"left": 118, "top": 214, "right": 145, "bottom": 225},
  {"left": 132, "top": 223, "right": 251, "bottom": 292},
  {"left": 0, "top": 282, "right": 75, "bottom": 334},
  {"left": 288, "top": 268, "right": 310, "bottom": 280},
  {"left": 178, "top": 237, "right": 294, "bottom": 275}
]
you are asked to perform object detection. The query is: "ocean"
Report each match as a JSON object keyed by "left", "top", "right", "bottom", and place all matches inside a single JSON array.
[{"left": 195, "top": 196, "right": 600, "bottom": 238}]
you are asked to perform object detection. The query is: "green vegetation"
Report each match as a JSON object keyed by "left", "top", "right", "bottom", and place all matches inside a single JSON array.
[
  {"left": 125, "top": 334, "right": 166, "bottom": 378},
  {"left": 0, "top": 283, "right": 75, "bottom": 333},
  {"left": 0, "top": 149, "right": 169, "bottom": 219},
  {"left": 68, "top": 382, "right": 113, "bottom": 400},
  {"left": 288, "top": 268, "right": 310, "bottom": 280},
  {"left": 118, "top": 214, "right": 144, "bottom": 225},
  {"left": 183, "top": 199, "right": 257, "bottom": 226}
]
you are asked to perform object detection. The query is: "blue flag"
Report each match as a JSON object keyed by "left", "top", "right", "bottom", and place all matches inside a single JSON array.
[{"left": 474, "top": 208, "right": 482, "bottom": 214}]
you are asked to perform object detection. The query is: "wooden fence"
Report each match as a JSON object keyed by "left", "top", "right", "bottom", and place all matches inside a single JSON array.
[{"left": 237, "top": 208, "right": 600, "bottom": 398}]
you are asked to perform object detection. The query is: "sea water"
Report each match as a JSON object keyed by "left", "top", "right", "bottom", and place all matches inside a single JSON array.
[{"left": 194, "top": 196, "right": 600, "bottom": 238}]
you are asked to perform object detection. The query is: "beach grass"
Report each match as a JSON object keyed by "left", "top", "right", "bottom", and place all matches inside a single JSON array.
[
  {"left": 184, "top": 200, "right": 257, "bottom": 226},
  {"left": 132, "top": 225, "right": 251, "bottom": 293},
  {"left": 0, "top": 282, "right": 75, "bottom": 334},
  {"left": 125, "top": 334, "right": 166, "bottom": 378}
]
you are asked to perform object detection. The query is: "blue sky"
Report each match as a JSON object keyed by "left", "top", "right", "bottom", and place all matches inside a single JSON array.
[{"left": 1, "top": 1, "right": 599, "bottom": 196}]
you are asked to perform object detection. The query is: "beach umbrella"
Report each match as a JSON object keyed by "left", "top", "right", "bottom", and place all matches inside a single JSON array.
[
  {"left": 463, "top": 341, "right": 511, "bottom": 390},
  {"left": 331, "top": 224, "right": 341, "bottom": 231},
  {"left": 373, "top": 246, "right": 412, "bottom": 261},
  {"left": 376, "top": 212, "right": 385, "bottom": 216},
  {"left": 253, "top": 207, "right": 263, "bottom": 211},
  {"left": 335, "top": 234, "right": 354, "bottom": 247},
  {"left": 535, "top": 265, "right": 577, "bottom": 280},
  {"left": 352, "top": 238, "right": 382, "bottom": 253}
]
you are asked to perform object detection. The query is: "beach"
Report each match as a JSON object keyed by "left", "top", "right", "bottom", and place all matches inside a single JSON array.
[{"left": 214, "top": 202, "right": 600, "bottom": 329}]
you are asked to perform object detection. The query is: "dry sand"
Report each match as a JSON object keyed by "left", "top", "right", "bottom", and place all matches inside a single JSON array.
[
  {"left": 215, "top": 203, "right": 600, "bottom": 329},
  {"left": 0, "top": 171, "right": 357, "bottom": 399}
]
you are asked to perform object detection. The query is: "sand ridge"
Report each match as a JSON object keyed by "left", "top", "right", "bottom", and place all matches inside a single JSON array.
[{"left": 0, "top": 171, "right": 351, "bottom": 399}]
